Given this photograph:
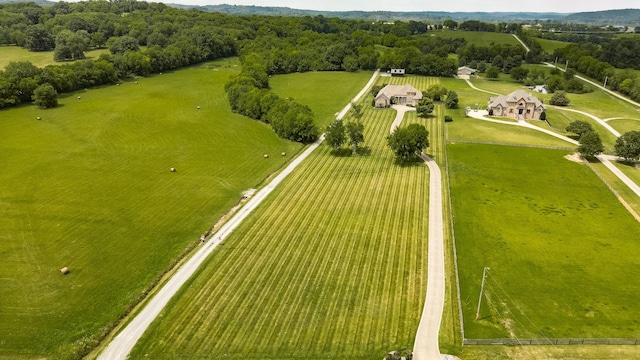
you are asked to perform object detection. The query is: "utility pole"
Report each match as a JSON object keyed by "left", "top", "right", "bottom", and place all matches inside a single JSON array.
[
  {"left": 475, "top": 267, "right": 490, "bottom": 320},
  {"left": 604, "top": 76, "right": 608, "bottom": 88},
  {"left": 565, "top": 60, "right": 569, "bottom": 70}
]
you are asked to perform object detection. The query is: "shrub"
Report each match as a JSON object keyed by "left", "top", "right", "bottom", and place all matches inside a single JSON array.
[
  {"left": 539, "top": 111, "right": 546, "bottom": 121},
  {"left": 444, "top": 115, "right": 453, "bottom": 122}
]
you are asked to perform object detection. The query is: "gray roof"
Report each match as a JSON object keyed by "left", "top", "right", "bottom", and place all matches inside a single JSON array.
[
  {"left": 488, "top": 89, "right": 545, "bottom": 109},
  {"left": 376, "top": 84, "right": 422, "bottom": 101}
]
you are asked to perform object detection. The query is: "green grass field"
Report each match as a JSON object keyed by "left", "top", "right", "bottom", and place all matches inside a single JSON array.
[
  {"left": 130, "top": 78, "right": 441, "bottom": 359},
  {"left": 429, "top": 30, "right": 519, "bottom": 47},
  {"left": 607, "top": 119, "right": 640, "bottom": 134},
  {"left": 269, "top": 71, "right": 374, "bottom": 128},
  {"left": 449, "top": 144, "right": 640, "bottom": 339},
  {"left": 0, "top": 58, "right": 305, "bottom": 359},
  {"left": 534, "top": 38, "right": 571, "bottom": 53},
  {"left": 0, "top": 45, "right": 110, "bottom": 69}
]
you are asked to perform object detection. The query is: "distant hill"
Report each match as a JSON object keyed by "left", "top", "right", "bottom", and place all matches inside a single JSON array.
[
  {"left": 168, "top": 4, "right": 566, "bottom": 22},
  {"left": 564, "top": 9, "right": 640, "bottom": 25},
  {"left": 0, "top": 0, "right": 54, "bottom": 6}
]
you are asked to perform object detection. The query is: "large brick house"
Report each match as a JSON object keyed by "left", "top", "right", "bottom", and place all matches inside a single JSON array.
[
  {"left": 374, "top": 84, "right": 422, "bottom": 108},
  {"left": 488, "top": 90, "right": 546, "bottom": 120}
]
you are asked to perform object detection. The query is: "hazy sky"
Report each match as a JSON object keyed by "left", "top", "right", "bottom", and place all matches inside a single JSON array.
[{"left": 169, "top": 0, "right": 639, "bottom": 13}]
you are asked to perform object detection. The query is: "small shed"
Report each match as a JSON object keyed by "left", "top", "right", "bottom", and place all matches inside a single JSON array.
[
  {"left": 390, "top": 68, "right": 405, "bottom": 77},
  {"left": 457, "top": 66, "right": 477, "bottom": 76}
]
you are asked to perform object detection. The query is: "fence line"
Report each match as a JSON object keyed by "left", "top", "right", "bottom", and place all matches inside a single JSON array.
[
  {"left": 446, "top": 139, "right": 574, "bottom": 151},
  {"left": 464, "top": 338, "right": 640, "bottom": 346}
]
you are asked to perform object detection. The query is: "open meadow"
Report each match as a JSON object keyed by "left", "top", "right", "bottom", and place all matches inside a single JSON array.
[
  {"left": 0, "top": 45, "right": 110, "bottom": 69},
  {"left": 429, "top": 30, "right": 519, "bottom": 47},
  {"left": 449, "top": 144, "right": 640, "bottom": 340},
  {"left": 0, "top": 58, "right": 306, "bottom": 359},
  {"left": 130, "top": 76, "right": 441, "bottom": 359}
]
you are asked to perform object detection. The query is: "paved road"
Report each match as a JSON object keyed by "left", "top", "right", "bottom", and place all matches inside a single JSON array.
[
  {"left": 464, "top": 79, "right": 500, "bottom": 96},
  {"left": 97, "top": 70, "right": 380, "bottom": 360},
  {"left": 465, "top": 110, "right": 640, "bottom": 198},
  {"left": 388, "top": 106, "right": 446, "bottom": 360},
  {"left": 512, "top": 34, "right": 530, "bottom": 53}
]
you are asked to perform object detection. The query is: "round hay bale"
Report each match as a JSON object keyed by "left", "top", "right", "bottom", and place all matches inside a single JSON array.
[
  {"left": 263, "top": 154, "right": 269, "bottom": 159},
  {"left": 135, "top": 81, "right": 138, "bottom": 84},
  {"left": 77, "top": 96, "right": 81, "bottom": 100},
  {"left": 170, "top": 167, "right": 176, "bottom": 172},
  {"left": 36, "top": 116, "right": 41, "bottom": 120},
  {"left": 60, "top": 267, "right": 69, "bottom": 275},
  {"left": 116, "top": 83, "right": 120, "bottom": 86},
  {"left": 197, "top": 106, "right": 200, "bottom": 109},
  {"left": 281, "top": 152, "right": 286, "bottom": 156}
]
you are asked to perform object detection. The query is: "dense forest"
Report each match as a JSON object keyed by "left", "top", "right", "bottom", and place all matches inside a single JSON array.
[{"left": 1, "top": 0, "right": 640, "bottom": 132}]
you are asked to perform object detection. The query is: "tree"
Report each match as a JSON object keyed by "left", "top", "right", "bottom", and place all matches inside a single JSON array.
[
  {"left": 32, "top": 83, "right": 58, "bottom": 108},
  {"left": 346, "top": 120, "right": 364, "bottom": 155},
  {"left": 565, "top": 78, "right": 585, "bottom": 93},
  {"left": 350, "top": 102, "right": 363, "bottom": 121},
  {"left": 509, "top": 66, "right": 529, "bottom": 81},
  {"left": 424, "top": 84, "right": 448, "bottom": 101},
  {"left": 108, "top": 35, "right": 139, "bottom": 55},
  {"left": 445, "top": 90, "right": 458, "bottom": 109},
  {"left": 325, "top": 119, "right": 346, "bottom": 151},
  {"left": 549, "top": 91, "right": 570, "bottom": 106},
  {"left": 566, "top": 120, "right": 593, "bottom": 138},
  {"left": 443, "top": 20, "right": 458, "bottom": 29},
  {"left": 614, "top": 130, "right": 640, "bottom": 162},
  {"left": 54, "top": 30, "right": 89, "bottom": 61},
  {"left": 416, "top": 98, "right": 434, "bottom": 117},
  {"left": 577, "top": 131, "right": 603, "bottom": 158},
  {"left": 387, "top": 123, "right": 429, "bottom": 163},
  {"left": 24, "top": 25, "right": 54, "bottom": 51},
  {"left": 485, "top": 65, "right": 500, "bottom": 79}
]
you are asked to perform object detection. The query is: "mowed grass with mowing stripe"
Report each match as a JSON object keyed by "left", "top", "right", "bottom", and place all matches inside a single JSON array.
[
  {"left": 0, "top": 58, "right": 301, "bottom": 358},
  {"left": 449, "top": 144, "right": 640, "bottom": 339},
  {"left": 130, "top": 77, "right": 442, "bottom": 359}
]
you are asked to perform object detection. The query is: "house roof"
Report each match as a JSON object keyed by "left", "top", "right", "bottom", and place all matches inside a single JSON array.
[
  {"left": 376, "top": 84, "right": 422, "bottom": 101},
  {"left": 458, "top": 66, "right": 477, "bottom": 72},
  {"left": 488, "top": 89, "right": 545, "bottom": 109}
]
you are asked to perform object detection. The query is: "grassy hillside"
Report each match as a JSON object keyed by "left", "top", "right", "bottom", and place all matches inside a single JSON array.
[
  {"left": 0, "top": 45, "right": 110, "bottom": 69},
  {"left": 429, "top": 30, "right": 520, "bottom": 47},
  {"left": 0, "top": 58, "right": 302, "bottom": 359}
]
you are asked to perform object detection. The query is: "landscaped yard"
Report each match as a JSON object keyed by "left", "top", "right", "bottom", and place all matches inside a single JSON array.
[
  {"left": 449, "top": 144, "right": 640, "bottom": 340},
  {"left": 130, "top": 86, "right": 436, "bottom": 358}
]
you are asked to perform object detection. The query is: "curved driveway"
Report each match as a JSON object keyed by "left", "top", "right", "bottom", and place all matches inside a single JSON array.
[
  {"left": 97, "top": 70, "right": 380, "bottom": 360},
  {"left": 390, "top": 105, "right": 446, "bottom": 360}
]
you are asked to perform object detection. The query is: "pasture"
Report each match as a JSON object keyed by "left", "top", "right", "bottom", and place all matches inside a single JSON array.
[
  {"left": 0, "top": 58, "right": 303, "bottom": 359},
  {"left": 130, "top": 77, "right": 441, "bottom": 358},
  {"left": 0, "top": 45, "right": 110, "bottom": 69},
  {"left": 534, "top": 37, "right": 571, "bottom": 53},
  {"left": 429, "top": 30, "right": 520, "bottom": 47},
  {"left": 449, "top": 144, "right": 640, "bottom": 339},
  {"left": 269, "top": 71, "right": 375, "bottom": 128}
]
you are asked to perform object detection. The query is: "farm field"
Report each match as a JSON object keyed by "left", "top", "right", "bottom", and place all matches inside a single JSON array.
[
  {"left": 270, "top": 71, "right": 375, "bottom": 128},
  {"left": 0, "top": 58, "right": 305, "bottom": 359},
  {"left": 449, "top": 144, "right": 640, "bottom": 339},
  {"left": 429, "top": 30, "right": 519, "bottom": 47},
  {"left": 130, "top": 77, "right": 441, "bottom": 359},
  {"left": 0, "top": 45, "right": 110, "bottom": 69}
]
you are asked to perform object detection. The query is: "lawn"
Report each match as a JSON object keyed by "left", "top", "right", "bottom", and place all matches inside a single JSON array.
[
  {"left": 607, "top": 118, "right": 640, "bottom": 134},
  {"left": 449, "top": 144, "right": 640, "bottom": 339},
  {"left": 0, "top": 58, "right": 302, "bottom": 359},
  {"left": 130, "top": 84, "right": 437, "bottom": 358},
  {"left": 428, "top": 30, "right": 519, "bottom": 47},
  {"left": 534, "top": 37, "right": 571, "bottom": 53},
  {"left": 0, "top": 45, "right": 110, "bottom": 69},
  {"left": 269, "top": 71, "right": 374, "bottom": 128}
]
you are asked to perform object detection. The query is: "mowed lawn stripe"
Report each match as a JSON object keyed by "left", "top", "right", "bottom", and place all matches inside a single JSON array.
[{"left": 130, "top": 78, "right": 429, "bottom": 359}]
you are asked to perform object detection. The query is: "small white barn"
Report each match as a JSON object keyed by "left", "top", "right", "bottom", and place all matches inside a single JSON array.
[{"left": 390, "top": 68, "right": 406, "bottom": 76}]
